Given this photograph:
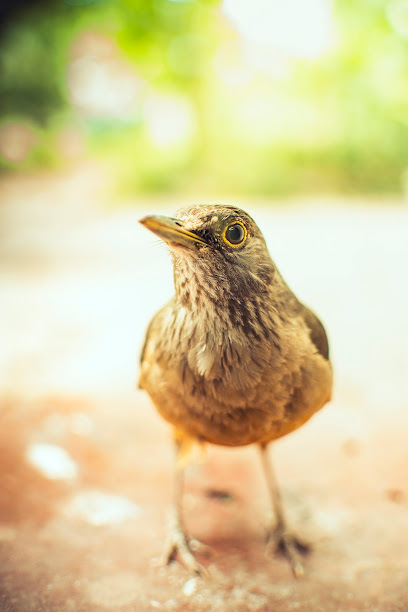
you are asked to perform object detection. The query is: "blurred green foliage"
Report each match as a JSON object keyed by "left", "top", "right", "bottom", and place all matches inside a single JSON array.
[{"left": 1, "top": 0, "right": 408, "bottom": 195}]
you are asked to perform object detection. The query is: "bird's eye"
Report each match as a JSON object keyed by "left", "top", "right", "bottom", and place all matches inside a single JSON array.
[{"left": 223, "top": 222, "right": 247, "bottom": 247}]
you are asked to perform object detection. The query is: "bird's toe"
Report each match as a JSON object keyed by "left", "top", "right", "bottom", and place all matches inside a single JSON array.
[
  {"left": 266, "top": 526, "right": 310, "bottom": 578},
  {"left": 160, "top": 528, "right": 209, "bottom": 577}
]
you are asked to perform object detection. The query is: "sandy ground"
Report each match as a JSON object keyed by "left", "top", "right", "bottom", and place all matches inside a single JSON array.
[{"left": 1, "top": 164, "right": 408, "bottom": 611}]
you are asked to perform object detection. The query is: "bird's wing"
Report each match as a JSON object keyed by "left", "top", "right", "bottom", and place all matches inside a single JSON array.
[
  {"left": 138, "top": 299, "right": 174, "bottom": 389},
  {"left": 139, "top": 320, "right": 153, "bottom": 369},
  {"left": 297, "top": 303, "right": 330, "bottom": 360}
]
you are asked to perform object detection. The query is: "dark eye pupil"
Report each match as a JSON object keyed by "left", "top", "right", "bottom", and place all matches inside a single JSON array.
[{"left": 226, "top": 223, "right": 245, "bottom": 244}]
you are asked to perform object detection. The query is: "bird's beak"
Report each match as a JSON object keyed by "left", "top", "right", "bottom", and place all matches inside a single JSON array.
[{"left": 139, "top": 215, "right": 208, "bottom": 250}]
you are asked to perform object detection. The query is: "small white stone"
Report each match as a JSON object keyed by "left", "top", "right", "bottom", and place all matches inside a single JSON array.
[
  {"left": 26, "top": 443, "right": 77, "bottom": 480},
  {"left": 150, "top": 600, "right": 162, "bottom": 608},
  {"left": 183, "top": 577, "right": 198, "bottom": 597},
  {"left": 65, "top": 490, "right": 141, "bottom": 525}
]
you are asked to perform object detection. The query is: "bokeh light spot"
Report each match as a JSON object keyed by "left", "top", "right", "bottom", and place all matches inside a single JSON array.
[
  {"left": 222, "top": 0, "right": 335, "bottom": 59},
  {"left": 387, "top": 0, "right": 408, "bottom": 38},
  {"left": 144, "top": 94, "right": 197, "bottom": 149}
]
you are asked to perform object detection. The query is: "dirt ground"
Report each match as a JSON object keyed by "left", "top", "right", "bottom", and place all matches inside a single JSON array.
[{"left": 1, "top": 164, "right": 408, "bottom": 611}]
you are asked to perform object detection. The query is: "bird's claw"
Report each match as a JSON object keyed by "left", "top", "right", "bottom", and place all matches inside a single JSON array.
[
  {"left": 266, "top": 526, "right": 310, "bottom": 578},
  {"left": 160, "top": 528, "right": 210, "bottom": 577}
]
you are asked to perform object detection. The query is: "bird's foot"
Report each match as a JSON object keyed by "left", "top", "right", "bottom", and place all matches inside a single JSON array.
[
  {"left": 266, "top": 526, "right": 310, "bottom": 578},
  {"left": 160, "top": 526, "right": 210, "bottom": 577}
]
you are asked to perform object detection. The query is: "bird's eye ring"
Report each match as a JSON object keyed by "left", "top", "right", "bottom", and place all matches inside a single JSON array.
[{"left": 222, "top": 222, "right": 247, "bottom": 247}]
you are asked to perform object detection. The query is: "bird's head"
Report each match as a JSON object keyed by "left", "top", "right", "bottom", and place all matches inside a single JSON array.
[{"left": 139, "top": 205, "right": 276, "bottom": 304}]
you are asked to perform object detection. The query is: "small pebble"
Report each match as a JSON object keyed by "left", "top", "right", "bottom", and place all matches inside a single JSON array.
[{"left": 183, "top": 577, "right": 198, "bottom": 596}]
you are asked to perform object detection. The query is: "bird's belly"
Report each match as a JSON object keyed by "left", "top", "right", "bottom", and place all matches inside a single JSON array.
[
  {"left": 142, "top": 346, "right": 332, "bottom": 447},
  {"left": 155, "top": 402, "right": 269, "bottom": 447},
  {"left": 148, "top": 379, "right": 326, "bottom": 448},
  {"left": 157, "top": 399, "right": 274, "bottom": 446},
  {"left": 156, "top": 396, "right": 328, "bottom": 447}
]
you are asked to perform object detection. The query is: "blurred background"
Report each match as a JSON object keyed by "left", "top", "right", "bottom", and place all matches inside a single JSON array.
[
  {"left": 2, "top": 0, "right": 408, "bottom": 196},
  {"left": 1, "top": 1, "right": 408, "bottom": 610}
]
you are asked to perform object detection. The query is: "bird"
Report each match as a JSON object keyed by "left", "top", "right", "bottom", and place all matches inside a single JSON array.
[{"left": 138, "top": 204, "right": 332, "bottom": 577}]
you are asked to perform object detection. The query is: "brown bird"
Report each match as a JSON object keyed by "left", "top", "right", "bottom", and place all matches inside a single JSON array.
[{"left": 139, "top": 204, "right": 332, "bottom": 577}]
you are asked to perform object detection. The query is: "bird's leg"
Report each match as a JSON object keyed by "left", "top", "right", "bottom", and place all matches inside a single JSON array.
[
  {"left": 160, "top": 438, "right": 208, "bottom": 576},
  {"left": 258, "top": 443, "right": 309, "bottom": 578}
]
